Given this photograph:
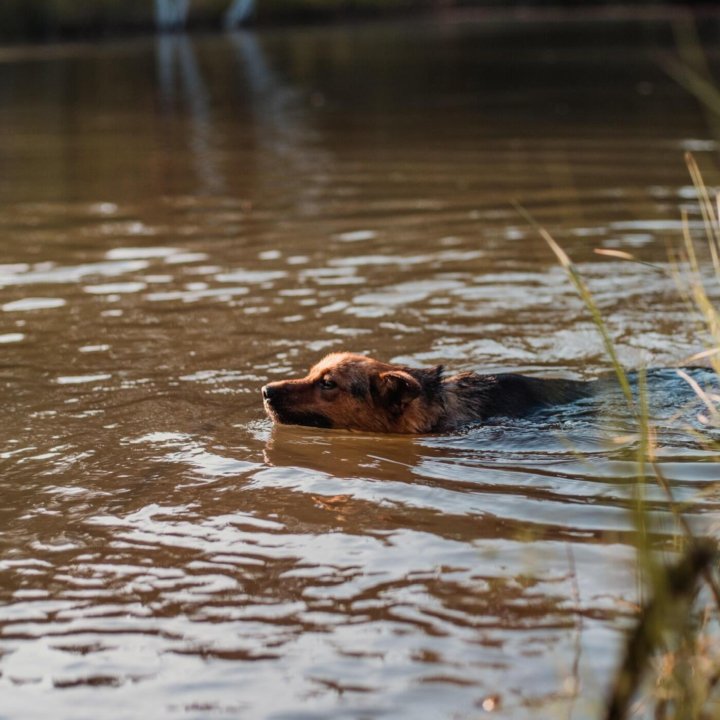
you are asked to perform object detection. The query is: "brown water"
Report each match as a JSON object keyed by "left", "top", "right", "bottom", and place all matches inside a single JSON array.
[{"left": 2, "top": 16, "right": 720, "bottom": 719}]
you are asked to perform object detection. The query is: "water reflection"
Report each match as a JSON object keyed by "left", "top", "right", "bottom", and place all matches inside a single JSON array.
[
  {"left": 156, "top": 33, "right": 224, "bottom": 194},
  {"left": 154, "top": 0, "right": 255, "bottom": 31},
  {"left": 153, "top": 28, "right": 334, "bottom": 209},
  {"left": 225, "top": 0, "right": 256, "bottom": 29},
  {"left": 228, "top": 29, "right": 335, "bottom": 214},
  {"left": 154, "top": 0, "right": 191, "bottom": 31}
]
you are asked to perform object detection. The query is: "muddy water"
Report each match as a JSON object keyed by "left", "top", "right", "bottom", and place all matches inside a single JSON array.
[{"left": 2, "top": 17, "right": 720, "bottom": 719}]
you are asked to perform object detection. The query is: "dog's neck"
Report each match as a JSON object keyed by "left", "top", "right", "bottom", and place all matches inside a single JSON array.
[
  {"left": 419, "top": 372, "right": 495, "bottom": 433},
  {"left": 393, "top": 367, "right": 477, "bottom": 433}
]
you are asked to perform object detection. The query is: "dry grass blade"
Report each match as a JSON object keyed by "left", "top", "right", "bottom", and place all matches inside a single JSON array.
[
  {"left": 594, "top": 249, "right": 636, "bottom": 261},
  {"left": 604, "top": 543, "right": 716, "bottom": 720},
  {"left": 682, "top": 347, "right": 720, "bottom": 364},
  {"left": 679, "top": 207, "right": 720, "bottom": 353},
  {"left": 676, "top": 369, "right": 720, "bottom": 422},
  {"left": 685, "top": 153, "right": 720, "bottom": 276},
  {"left": 663, "top": 56, "right": 720, "bottom": 117},
  {"left": 514, "top": 202, "right": 634, "bottom": 408},
  {"left": 593, "top": 249, "right": 669, "bottom": 274},
  {"left": 651, "top": 460, "right": 720, "bottom": 612},
  {"left": 631, "top": 370, "right": 655, "bottom": 604}
]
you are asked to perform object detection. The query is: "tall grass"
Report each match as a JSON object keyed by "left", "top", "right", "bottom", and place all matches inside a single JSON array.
[{"left": 523, "top": 155, "right": 720, "bottom": 720}]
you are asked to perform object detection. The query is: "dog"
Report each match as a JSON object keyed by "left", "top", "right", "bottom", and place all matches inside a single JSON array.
[{"left": 261, "top": 352, "right": 594, "bottom": 434}]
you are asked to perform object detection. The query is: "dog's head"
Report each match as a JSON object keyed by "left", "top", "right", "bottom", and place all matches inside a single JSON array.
[{"left": 262, "top": 352, "right": 443, "bottom": 433}]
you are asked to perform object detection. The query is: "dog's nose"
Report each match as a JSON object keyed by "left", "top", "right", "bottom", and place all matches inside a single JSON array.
[{"left": 262, "top": 384, "right": 274, "bottom": 401}]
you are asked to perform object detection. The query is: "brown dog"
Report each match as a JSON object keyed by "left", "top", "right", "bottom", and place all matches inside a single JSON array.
[{"left": 262, "top": 352, "right": 593, "bottom": 434}]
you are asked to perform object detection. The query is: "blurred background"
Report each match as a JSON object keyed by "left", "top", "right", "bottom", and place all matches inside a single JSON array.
[{"left": 0, "top": 0, "right": 709, "bottom": 42}]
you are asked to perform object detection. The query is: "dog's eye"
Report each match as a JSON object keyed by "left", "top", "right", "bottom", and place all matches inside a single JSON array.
[{"left": 319, "top": 378, "right": 337, "bottom": 390}]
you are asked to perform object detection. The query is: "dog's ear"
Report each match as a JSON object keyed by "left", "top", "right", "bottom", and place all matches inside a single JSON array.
[{"left": 374, "top": 370, "right": 422, "bottom": 412}]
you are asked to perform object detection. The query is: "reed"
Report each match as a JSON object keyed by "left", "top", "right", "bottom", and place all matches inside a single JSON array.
[{"left": 522, "top": 154, "right": 720, "bottom": 719}]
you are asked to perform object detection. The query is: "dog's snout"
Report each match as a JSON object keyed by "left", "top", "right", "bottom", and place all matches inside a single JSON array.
[{"left": 262, "top": 384, "right": 275, "bottom": 401}]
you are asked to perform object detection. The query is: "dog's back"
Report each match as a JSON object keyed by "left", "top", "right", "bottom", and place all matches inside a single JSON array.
[
  {"left": 483, "top": 374, "right": 594, "bottom": 416},
  {"left": 435, "top": 372, "right": 594, "bottom": 430}
]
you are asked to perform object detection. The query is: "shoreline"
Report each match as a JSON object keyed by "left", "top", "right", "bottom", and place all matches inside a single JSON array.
[{"left": 1, "top": 3, "right": 720, "bottom": 47}]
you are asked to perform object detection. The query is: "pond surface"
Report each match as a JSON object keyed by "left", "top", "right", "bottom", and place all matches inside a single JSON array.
[{"left": 2, "top": 15, "right": 720, "bottom": 719}]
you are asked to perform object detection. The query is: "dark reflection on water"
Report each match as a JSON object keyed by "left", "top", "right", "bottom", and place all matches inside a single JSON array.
[{"left": 1, "top": 15, "right": 720, "bottom": 719}]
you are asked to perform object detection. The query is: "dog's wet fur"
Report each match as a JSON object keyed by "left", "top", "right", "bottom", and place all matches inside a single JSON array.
[{"left": 262, "top": 352, "right": 594, "bottom": 434}]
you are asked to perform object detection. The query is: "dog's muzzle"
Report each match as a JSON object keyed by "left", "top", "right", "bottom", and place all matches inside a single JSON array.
[{"left": 261, "top": 383, "right": 333, "bottom": 428}]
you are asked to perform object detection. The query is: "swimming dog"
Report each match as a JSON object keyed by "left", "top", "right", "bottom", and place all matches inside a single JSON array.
[{"left": 261, "top": 352, "right": 593, "bottom": 433}]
